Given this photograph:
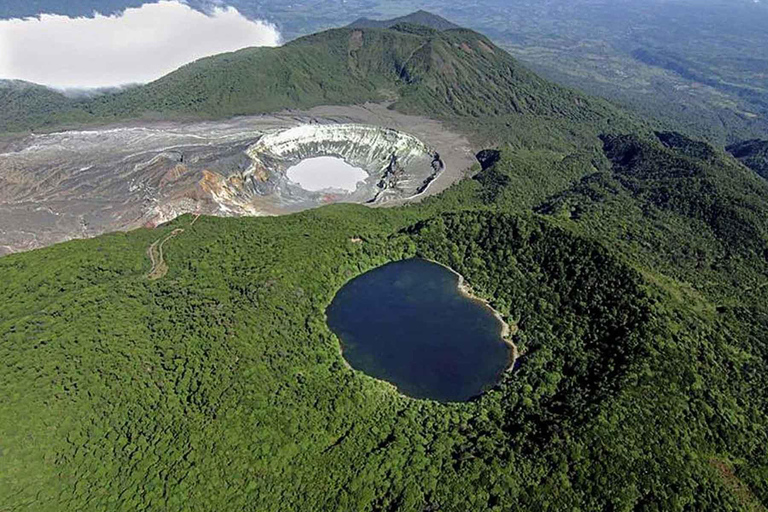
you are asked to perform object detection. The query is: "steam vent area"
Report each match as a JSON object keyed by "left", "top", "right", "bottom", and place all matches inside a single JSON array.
[
  {"left": 0, "top": 106, "right": 476, "bottom": 254},
  {"left": 250, "top": 124, "right": 444, "bottom": 207}
]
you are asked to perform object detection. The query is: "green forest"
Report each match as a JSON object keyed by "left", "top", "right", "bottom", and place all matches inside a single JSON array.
[
  {"left": 0, "top": 24, "right": 628, "bottom": 135},
  {"left": 2, "top": 21, "right": 768, "bottom": 512}
]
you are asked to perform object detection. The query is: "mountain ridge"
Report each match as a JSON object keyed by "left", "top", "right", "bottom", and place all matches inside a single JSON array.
[
  {"left": 0, "top": 16, "right": 627, "bottom": 136},
  {"left": 347, "top": 10, "right": 461, "bottom": 31},
  {"left": 727, "top": 139, "right": 768, "bottom": 180}
]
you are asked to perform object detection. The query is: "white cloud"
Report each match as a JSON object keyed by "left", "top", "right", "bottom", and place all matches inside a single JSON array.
[{"left": 0, "top": 1, "right": 281, "bottom": 89}]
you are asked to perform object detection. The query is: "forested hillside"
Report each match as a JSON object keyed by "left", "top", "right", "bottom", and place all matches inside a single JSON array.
[
  {"left": 348, "top": 10, "right": 460, "bottom": 31},
  {"left": 2, "top": 18, "right": 768, "bottom": 512},
  {"left": 0, "top": 23, "right": 627, "bottom": 135},
  {"left": 3, "top": 124, "right": 768, "bottom": 509},
  {"left": 4, "top": 1, "right": 767, "bottom": 145},
  {"left": 728, "top": 139, "right": 768, "bottom": 181}
]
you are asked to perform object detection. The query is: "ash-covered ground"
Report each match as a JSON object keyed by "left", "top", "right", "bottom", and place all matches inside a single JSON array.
[{"left": 0, "top": 104, "right": 476, "bottom": 255}]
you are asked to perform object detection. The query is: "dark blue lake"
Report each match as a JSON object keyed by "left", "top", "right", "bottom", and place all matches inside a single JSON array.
[{"left": 326, "top": 259, "right": 511, "bottom": 402}]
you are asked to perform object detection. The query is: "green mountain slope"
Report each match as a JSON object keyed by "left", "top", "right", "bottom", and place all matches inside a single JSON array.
[
  {"left": 2, "top": 17, "right": 768, "bottom": 512},
  {"left": 728, "top": 139, "right": 768, "bottom": 180},
  {"left": 0, "top": 23, "right": 625, "bottom": 136},
  {"left": 348, "top": 10, "right": 461, "bottom": 31},
  {"left": 0, "top": 80, "right": 94, "bottom": 131},
  {"left": 3, "top": 129, "right": 768, "bottom": 510},
  {"left": 537, "top": 131, "right": 768, "bottom": 297}
]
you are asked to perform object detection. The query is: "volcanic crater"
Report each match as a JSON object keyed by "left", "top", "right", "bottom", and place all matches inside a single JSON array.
[{"left": 0, "top": 105, "right": 475, "bottom": 254}]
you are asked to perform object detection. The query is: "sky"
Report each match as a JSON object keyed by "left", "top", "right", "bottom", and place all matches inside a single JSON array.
[{"left": 0, "top": 0, "right": 281, "bottom": 89}]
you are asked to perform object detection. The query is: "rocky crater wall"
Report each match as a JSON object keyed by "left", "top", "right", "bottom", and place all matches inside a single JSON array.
[
  {"left": 0, "top": 105, "right": 473, "bottom": 255},
  {"left": 233, "top": 124, "right": 444, "bottom": 207}
]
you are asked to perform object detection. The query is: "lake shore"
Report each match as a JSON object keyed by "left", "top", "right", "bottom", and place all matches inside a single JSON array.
[{"left": 425, "top": 259, "right": 520, "bottom": 373}]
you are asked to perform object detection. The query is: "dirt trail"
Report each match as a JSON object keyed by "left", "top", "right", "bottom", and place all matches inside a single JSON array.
[
  {"left": 2, "top": 103, "right": 475, "bottom": 256},
  {"left": 146, "top": 228, "right": 184, "bottom": 280}
]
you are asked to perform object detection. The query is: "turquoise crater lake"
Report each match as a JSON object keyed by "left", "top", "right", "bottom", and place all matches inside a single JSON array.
[{"left": 326, "top": 259, "right": 512, "bottom": 402}]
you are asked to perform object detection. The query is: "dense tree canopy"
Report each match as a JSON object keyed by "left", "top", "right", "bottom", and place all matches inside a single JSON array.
[{"left": 1, "top": 21, "right": 768, "bottom": 512}]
